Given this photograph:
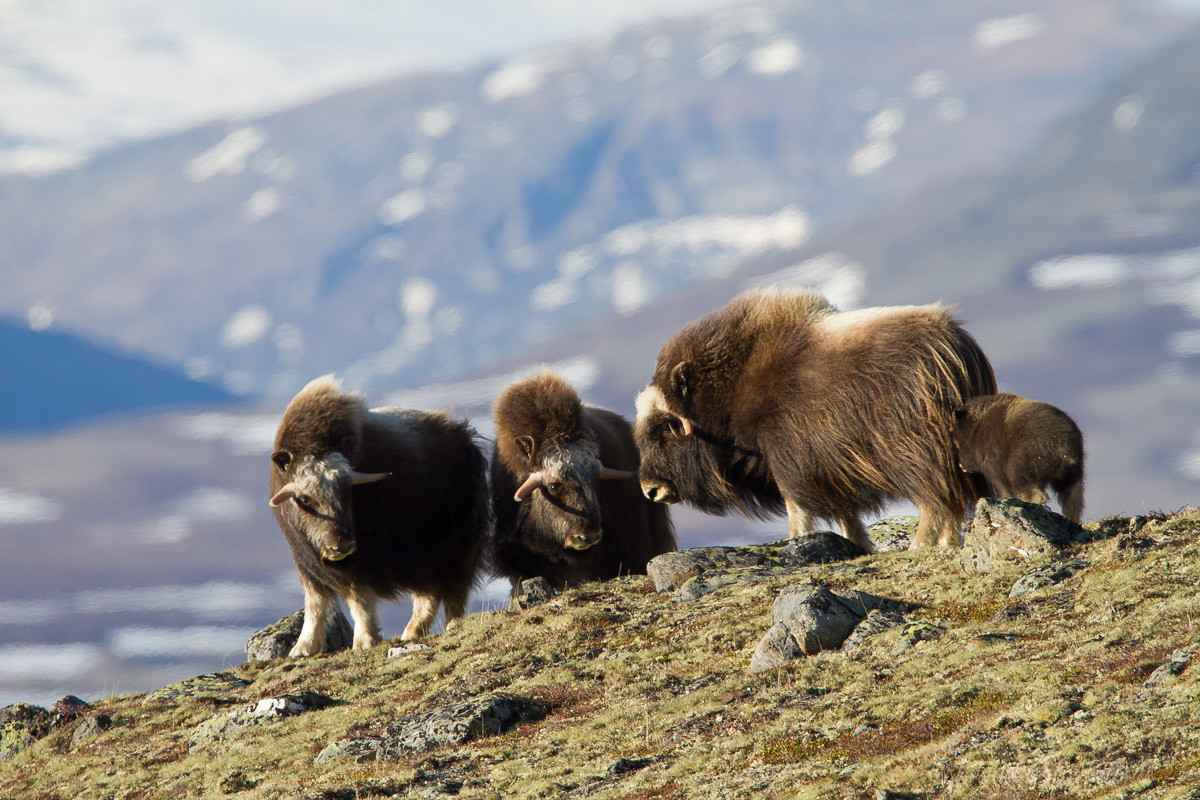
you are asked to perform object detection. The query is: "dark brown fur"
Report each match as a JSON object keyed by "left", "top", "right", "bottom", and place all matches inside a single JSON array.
[
  {"left": 491, "top": 371, "right": 676, "bottom": 589},
  {"left": 635, "top": 290, "right": 996, "bottom": 549},
  {"left": 952, "top": 393, "right": 1085, "bottom": 522},
  {"left": 270, "top": 376, "right": 488, "bottom": 650}
]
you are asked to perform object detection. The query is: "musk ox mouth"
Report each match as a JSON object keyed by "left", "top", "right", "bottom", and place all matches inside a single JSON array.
[
  {"left": 641, "top": 482, "right": 680, "bottom": 505},
  {"left": 564, "top": 531, "right": 602, "bottom": 551},
  {"left": 321, "top": 544, "right": 356, "bottom": 562}
]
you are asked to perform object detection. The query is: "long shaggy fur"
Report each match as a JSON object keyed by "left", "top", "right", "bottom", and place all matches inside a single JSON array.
[
  {"left": 271, "top": 376, "right": 488, "bottom": 641},
  {"left": 491, "top": 371, "right": 676, "bottom": 589},
  {"left": 952, "top": 393, "right": 1085, "bottom": 522},
  {"left": 635, "top": 290, "right": 996, "bottom": 548}
]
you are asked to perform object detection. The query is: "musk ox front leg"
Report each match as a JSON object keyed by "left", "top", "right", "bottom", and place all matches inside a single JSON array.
[
  {"left": 344, "top": 586, "right": 382, "bottom": 650},
  {"left": 401, "top": 593, "right": 440, "bottom": 641},
  {"left": 911, "top": 504, "right": 964, "bottom": 549},
  {"left": 837, "top": 514, "right": 876, "bottom": 554},
  {"left": 291, "top": 577, "right": 335, "bottom": 658},
  {"left": 785, "top": 498, "right": 814, "bottom": 538}
]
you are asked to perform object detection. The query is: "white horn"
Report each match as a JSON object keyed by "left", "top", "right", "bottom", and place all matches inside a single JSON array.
[
  {"left": 350, "top": 470, "right": 391, "bottom": 485},
  {"left": 514, "top": 471, "right": 545, "bottom": 502},
  {"left": 269, "top": 485, "right": 296, "bottom": 507},
  {"left": 598, "top": 465, "right": 638, "bottom": 480},
  {"left": 675, "top": 416, "right": 694, "bottom": 440}
]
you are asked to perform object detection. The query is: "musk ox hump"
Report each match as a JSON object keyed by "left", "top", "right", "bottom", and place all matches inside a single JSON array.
[
  {"left": 274, "top": 375, "right": 369, "bottom": 461},
  {"left": 493, "top": 370, "right": 584, "bottom": 473}
]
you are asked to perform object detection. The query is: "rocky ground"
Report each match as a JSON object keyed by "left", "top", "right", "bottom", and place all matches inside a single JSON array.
[{"left": 2, "top": 500, "right": 1199, "bottom": 799}]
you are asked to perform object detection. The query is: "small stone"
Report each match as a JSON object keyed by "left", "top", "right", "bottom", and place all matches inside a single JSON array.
[
  {"left": 963, "top": 498, "right": 1083, "bottom": 572},
  {"left": 219, "top": 769, "right": 258, "bottom": 794},
  {"left": 674, "top": 572, "right": 745, "bottom": 602},
  {"left": 1009, "top": 559, "right": 1087, "bottom": 598},
  {"left": 842, "top": 608, "right": 907, "bottom": 656},
  {"left": 1145, "top": 647, "right": 1196, "bottom": 688},
  {"left": 245, "top": 608, "right": 353, "bottom": 662},
  {"left": 750, "top": 621, "right": 805, "bottom": 673},
  {"left": 892, "top": 622, "right": 944, "bottom": 654},
  {"left": 142, "top": 672, "right": 251, "bottom": 705},
  {"left": 866, "top": 516, "right": 918, "bottom": 552},
  {"left": 70, "top": 714, "right": 113, "bottom": 748},
  {"left": 388, "top": 643, "right": 432, "bottom": 658},
  {"left": 509, "top": 577, "right": 557, "bottom": 611},
  {"left": 606, "top": 756, "right": 655, "bottom": 777},
  {"left": 189, "top": 691, "right": 333, "bottom": 751}
]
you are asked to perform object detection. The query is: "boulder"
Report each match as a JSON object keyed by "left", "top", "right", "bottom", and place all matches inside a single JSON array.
[
  {"left": 189, "top": 691, "right": 333, "bottom": 751},
  {"left": 1008, "top": 559, "right": 1087, "bottom": 598},
  {"left": 963, "top": 498, "right": 1084, "bottom": 572},
  {"left": 316, "top": 693, "right": 545, "bottom": 762},
  {"left": 509, "top": 577, "right": 558, "bottom": 611},
  {"left": 142, "top": 672, "right": 251, "bottom": 705},
  {"left": 245, "top": 608, "right": 353, "bottom": 662},
  {"left": 892, "top": 621, "right": 944, "bottom": 654},
  {"left": 70, "top": 714, "right": 114, "bottom": 749},
  {"left": 1145, "top": 647, "right": 1196, "bottom": 688},
  {"left": 750, "top": 583, "right": 907, "bottom": 672},
  {"left": 648, "top": 532, "right": 865, "bottom": 594},
  {"left": 866, "top": 516, "right": 918, "bottom": 552},
  {"left": 1, "top": 695, "right": 94, "bottom": 760},
  {"left": 841, "top": 608, "right": 907, "bottom": 656}
]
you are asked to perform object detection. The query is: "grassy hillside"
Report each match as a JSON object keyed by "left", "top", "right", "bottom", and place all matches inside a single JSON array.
[{"left": 3, "top": 511, "right": 1199, "bottom": 799}]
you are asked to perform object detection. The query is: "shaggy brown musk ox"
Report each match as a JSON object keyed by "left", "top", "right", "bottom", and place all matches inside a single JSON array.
[
  {"left": 952, "top": 392, "right": 1085, "bottom": 522},
  {"left": 634, "top": 290, "right": 996, "bottom": 550},
  {"left": 268, "top": 376, "right": 488, "bottom": 655},
  {"left": 490, "top": 371, "right": 676, "bottom": 590}
]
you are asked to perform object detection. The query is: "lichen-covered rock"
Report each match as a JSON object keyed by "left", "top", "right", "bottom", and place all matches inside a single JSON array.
[
  {"left": 842, "top": 608, "right": 907, "bottom": 656},
  {"left": 189, "top": 692, "right": 333, "bottom": 751},
  {"left": 245, "top": 608, "right": 353, "bottom": 662},
  {"left": 892, "top": 621, "right": 944, "bottom": 654},
  {"left": 648, "top": 532, "right": 865, "bottom": 593},
  {"left": 674, "top": 571, "right": 758, "bottom": 602},
  {"left": 142, "top": 672, "right": 251, "bottom": 705},
  {"left": 509, "top": 577, "right": 557, "bottom": 611},
  {"left": 866, "top": 516, "right": 918, "bottom": 552},
  {"left": 1009, "top": 559, "right": 1087, "bottom": 598},
  {"left": 963, "top": 498, "right": 1084, "bottom": 572},
  {"left": 0, "top": 703, "right": 47, "bottom": 761},
  {"left": 316, "top": 693, "right": 545, "bottom": 762},
  {"left": 750, "top": 583, "right": 906, "bottom": 672},
  {"left": 69, "top": 714, "right": 113, "bottom": 749},
  {"left": 1145, "top": 647, "right": 1196, "bottom": 688}
]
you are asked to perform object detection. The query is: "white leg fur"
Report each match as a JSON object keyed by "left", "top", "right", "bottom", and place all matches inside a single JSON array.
[
  {"left": 401, "top": 593, "right": 440, "bottom": 641},
  {"left": 785, "top": 498, "right": 815, "bottom": 538},
  {"left": 345, "top": 587, "right": 382, "bottom": 650},
  {"left": 290, "top": 580, "right": 334, "bottom": 658},
  {"left": 911, "top": 504, "right": 962, "bottom": 549},
  {"left": 837, "top": 514, "right": 876, "bottom": 554}
]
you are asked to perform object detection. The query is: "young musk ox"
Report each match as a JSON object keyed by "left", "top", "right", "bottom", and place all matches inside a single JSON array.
[
  {"left": 634, "top": 290, "right": 996, "bottom": 550},
  {"left": 490, "top": 371, "right": 676, "bottom": 590},
  {"left": 269, "top": 376, "right": 488, "bottom": 655},
  {"left": 952, "top": 392, "right": 1085, "bottom": 522}
]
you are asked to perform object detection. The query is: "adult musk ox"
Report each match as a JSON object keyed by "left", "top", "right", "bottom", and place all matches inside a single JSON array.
[
  {"left": 952, "top": 393, "right": 1085, "bottom": 522},
  {"left": 490, "top": 371, "right": 676, "bottom": 590},
  {"left": 634, "top": 290, "right": 996, "bottom": 550},
  {"left": 269, "top": 376, "right": 488, "bottom": 655}
]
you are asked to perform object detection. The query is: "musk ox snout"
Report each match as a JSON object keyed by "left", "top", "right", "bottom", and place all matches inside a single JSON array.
[
  {"left": 641, "top": 479, "right": 679, "bottom": 504},
  {"left": 564, "top": 528, "right": 602, "bottom": 551}
]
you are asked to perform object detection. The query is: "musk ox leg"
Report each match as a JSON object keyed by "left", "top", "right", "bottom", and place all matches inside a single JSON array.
[
  {"left": 440, "top": 587, "right": 470, "bottom": 633},
  {"left": 344, "top": 587, "right": 382, "bottom": 651},
  {"left": 911, "top": 505, "right": 964, "bottom": 549},
  {"left": 1056, "top": 479, "right": 1084, "bottom": 524},
  {"left": 785, "top": 498, "right": 815, "bottom": 538},
  {"left": 1015, "top": 486, "right": 1051, "bottom": 507},
  {"left": 290, "top": 579, "right": 335, "bottom": 658},
  {"left": 401, "top": 593, "right": 440, "bottom": 641},
  {"left": 837, "top": 514, "right": 876, "bottom": 554}
]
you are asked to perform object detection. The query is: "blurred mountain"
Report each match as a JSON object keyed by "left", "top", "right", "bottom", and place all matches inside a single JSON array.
[
  {"left": 0, "top": 0, "right": 1185, "bottom": 401},
  {"left": 0, "top": 318, "right": 233, "bottom": 433}
]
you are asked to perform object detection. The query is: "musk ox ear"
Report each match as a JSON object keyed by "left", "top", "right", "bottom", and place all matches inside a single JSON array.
[
  {"left": 670, "top": 361, "right": 691, "bottom": 401},
  {"left": 271, "top": 450, "right": 292, "bottom": 472},
  {"left": 515, "top": 435, "right": 536, "bottom": 462}
]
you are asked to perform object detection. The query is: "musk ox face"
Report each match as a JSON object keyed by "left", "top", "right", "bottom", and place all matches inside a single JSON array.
[
  {"left": 514, "top": 439, "right": 606, "bottom": 553},
  {"left": 269, "top": 450, "right": 388, "bottom": 563},
  {"left": 634, "top": 385, "right": 736, "bottom": 514}
]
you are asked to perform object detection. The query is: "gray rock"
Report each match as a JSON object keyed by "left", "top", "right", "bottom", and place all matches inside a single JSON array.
[
  {"left": 142, "top": 672, "right": 251, "bottom": 705},
  {"left": 674, "top": 572, "right": 749, "bottom": 602},
  {"left": 388, "top": 643, "right": 431, "bottom": 658},
  {"left": 963, "top": 498, "right": 1084, "bottom": 572},
  {"left": 245, "top": 608, "right": 353, "bottom": 662},
  {"left": 648, "top": 532, "right": 865, "bottom": 593},
  {"left": 189, "top": 691, "right": 332, "bottom": 751},
  {"left": 317, "top": 693, "right": 544, "bottom": 762},
  {"left": 866, "top": 516, "right": 918, "bottom": 552},
  {"left": 1145, "top": 647, "right": 1196, "bottom": 688},
  {"left": 842, "top": 608, "right": 907, "bottom": 656},
  {"left": 892, "top": 621, "right": 944, "bottom": 654},
  {"left": 509, "top": 577, "right": 558, "bottom": 611},
  {"left": 749, "top": 583, "right": 906, "bottom": 672},
  {"left": 70, "top": 714, "right": 113, "bottom": 748},
  {"left": 0, "top": 703, "right": 48, "bottom": 761},
  {"left": 1009, "top": 559, "right": 1087, "bottom": 598}
]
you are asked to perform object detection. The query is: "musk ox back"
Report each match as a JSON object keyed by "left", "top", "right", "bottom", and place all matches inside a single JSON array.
[
  {"left": 635, "top": 290, "right": 996, "bottom": 550},
  {"left": 490, "top": 371, "right": 676, "bottom": 590},
  {"left": 952, "top": 393, "right": 1085, "bottom": 522},
  {"left": 269, "top": 376, "right": 488, "bottom": 655}
]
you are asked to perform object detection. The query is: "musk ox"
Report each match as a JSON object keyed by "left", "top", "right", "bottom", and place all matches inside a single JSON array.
[
  {"left": 490, "top": 371, "right": 676, "bottom": 590},
  {"left": 952, "top": 393, "right": 1085, "bottom": 522},
  {"left": 269, "top": 376, "right": 488, "bottom": 655},
  {"left": 634, "top": 290, "right": 996, "bottom": 550}
]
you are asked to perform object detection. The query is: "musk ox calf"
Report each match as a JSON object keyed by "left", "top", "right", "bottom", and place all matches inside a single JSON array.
[
  {"left": 952, "top": 393, "right": 1085, "bottom": 522},
  {"left": 490, "top": 371, "right": 676, "bottom": 590},
  {"left": 635, "top": 289, "right": 996, "bottom": 550},
  {"left": 269, "top": 376, "right": 488, "bottom": 655}
]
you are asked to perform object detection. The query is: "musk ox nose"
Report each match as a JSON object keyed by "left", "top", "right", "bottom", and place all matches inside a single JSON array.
[
  {"left": 321, "top": 542, "right": 357, "bottom": 562},
  {"left": 564, "top": 529, "right": 602, "bottom": 551},
  {"left": 641, "top": 481, "right": 677, "bottom": 504}
]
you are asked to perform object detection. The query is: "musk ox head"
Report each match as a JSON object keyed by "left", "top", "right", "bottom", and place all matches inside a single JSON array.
[
  {"left": 269, "top": 448, "right": 389, "bottom": 563},
  {"left": 511, "top": 434, "right": 635, "bottom": 554}
]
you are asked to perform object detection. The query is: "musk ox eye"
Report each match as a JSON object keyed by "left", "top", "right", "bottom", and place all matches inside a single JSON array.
[
  {"left": 294, "top": 495, "right": 316, "bottom": 513},
  {"left": 545, "top": 482, "right": 564, "bottom": 496}
]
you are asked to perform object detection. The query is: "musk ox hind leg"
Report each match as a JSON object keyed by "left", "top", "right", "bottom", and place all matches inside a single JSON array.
[
  {"left": 401, "top": 593, "right": 440, "bottom": 641},
  {"left": 291, "top": 578, "right": 335, "bottom": 658},
  {"left": 1055, "top": 477, "right": 1085, "bottom": 523},
  {"left": 440, "top": 586, "right": 471, "bottom": 633},
  {"left": 1015, "top": 486, "right": 1051, "bottom": 507},
  {"left": 837, "top": 514, "right": 876, "bottom": 554},
  {"left": 785, "top": 498, "right": 815, "bottom": 538},
  {"left": 344, "top": 586, "right": 383, "bottom": 650},
  {"left": 911, "top": 504, "right": 964, "bottom": 550}
]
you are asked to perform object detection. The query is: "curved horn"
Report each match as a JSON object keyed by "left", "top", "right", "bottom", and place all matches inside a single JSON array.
[
  {"left": 514, "top": 471, "right": 545, "bottom": 502},
  {"left": 269, "top": 485, "right": 296, "bottom": 508},
  {"left": 598, "top": 465, "right": 638, "bottom": 480},
  {"left": 350, "top": 470, "right": 391, "bottom": 485},
  {"left": 673, "top": 416, "right": 694, "bottom": 440}
]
